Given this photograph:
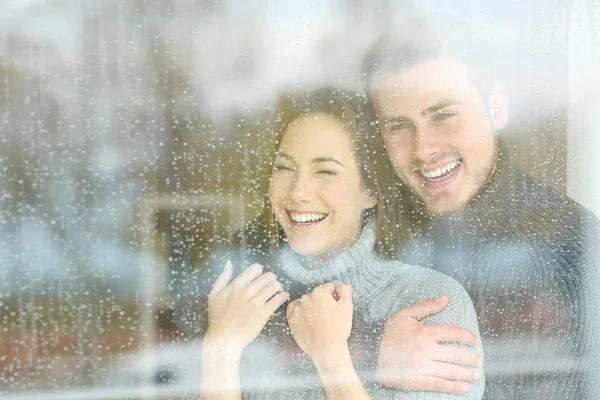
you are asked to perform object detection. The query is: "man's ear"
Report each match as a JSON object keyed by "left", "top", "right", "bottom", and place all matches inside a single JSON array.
[{"left": 488, "top": 83, "right": 508, "bottom": 130}]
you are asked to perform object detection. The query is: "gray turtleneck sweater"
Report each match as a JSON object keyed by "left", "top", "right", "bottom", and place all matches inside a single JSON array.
[{"left": 175, "top": 220, "right": 484, "bottom": 399}]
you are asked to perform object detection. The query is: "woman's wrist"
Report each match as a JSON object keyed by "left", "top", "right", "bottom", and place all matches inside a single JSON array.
[
  {"left": 311, "top": 343, "right": 353, "bottom": 373},
  {"left": 200, "top": 338, "right": 243, "bottom": 399},
  {"left": 313, "top": 345, "right": 364, "bottom": 392},
  {"left": 202, "top": 332, "right": 244, "bottom": 363}
]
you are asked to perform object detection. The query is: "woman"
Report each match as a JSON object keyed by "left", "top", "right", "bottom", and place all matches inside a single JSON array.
[{"left": 178, "top": 87, "right": 484, "bottom": 399}]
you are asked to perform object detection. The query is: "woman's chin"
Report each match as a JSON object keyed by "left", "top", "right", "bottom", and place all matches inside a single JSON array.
[{"left": 288, "top": 242, "right": 324, "bottom": 258}]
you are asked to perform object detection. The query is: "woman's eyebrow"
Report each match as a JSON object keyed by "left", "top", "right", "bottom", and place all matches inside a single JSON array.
[
  {"left": 311, "top": 157, "right": 344, "bottom": 167},
  {"left": 275, "top": 152, "right": 293, "bottom": 160}
]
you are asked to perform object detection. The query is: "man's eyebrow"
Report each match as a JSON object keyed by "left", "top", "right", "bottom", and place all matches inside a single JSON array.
[
  {"left": 311, "top": 157, "right": 344, "bottom": 167},
  {"left": 422, "top": 99, "right": 461, "bottom": 115},
  {"left": 381, "top": 99, "right": 462, "bottom": 125}
]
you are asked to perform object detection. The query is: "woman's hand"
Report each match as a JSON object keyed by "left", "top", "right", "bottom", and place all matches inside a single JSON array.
[
  {"left": 286, "top": 282, "right": 353, "bottom": 366},
  {"left": 205, "top": 261, "right": 289, "bottom": 353}
]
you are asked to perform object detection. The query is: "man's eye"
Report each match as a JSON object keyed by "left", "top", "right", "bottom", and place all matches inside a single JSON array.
[
  {"left": 316, "top": 169, "right": 338, "bottom": 176},
  {"left": 388, "top": 122, "right": 412, "bottom": 132},
  {"left": 433, "top": 112, "right": 455, "bottom": 122}
]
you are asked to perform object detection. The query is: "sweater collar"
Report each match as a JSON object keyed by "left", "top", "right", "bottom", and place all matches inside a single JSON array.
[
  {"left": 278, "top": 219, "right": 395, "bottom": 306},
  {"left": 416, "top": 140, "right": 518, "bottom": 234},
  {"left": 465, "top": 140, "right": 517, "bottom": 223}
]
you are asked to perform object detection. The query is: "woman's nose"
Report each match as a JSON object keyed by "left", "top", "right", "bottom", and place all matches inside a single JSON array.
[{"left": 290, "top": 173, "right": 315, "bottom": 203}]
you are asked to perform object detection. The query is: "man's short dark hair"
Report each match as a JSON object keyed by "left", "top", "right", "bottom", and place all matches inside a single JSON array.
[{"left": 361, "top": 14, "right": 496, "bottom": 100}]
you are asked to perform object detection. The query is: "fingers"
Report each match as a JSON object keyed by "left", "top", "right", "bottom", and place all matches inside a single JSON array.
[
  {"left": 311, "top": 282, "right": 337, "bottom": 302},
  {"left": 210, "top": 261, "right": 233, "bottom": 294},
  {"left": 428, "top": 325, "right": 477, "bottom": 347},
  {"left": 286, "top": 299, "right": 299, "bottom": 318},
  {"left": 405, "top": 376, "right": 471, "bottom": 395},
  {"left": 432, "top": 345, "right": 483, "bottom": 367},
  {"left": 314, "top": 282, "right": 336, "bottom": 295},
  {"left": 311, "top": 282, "right": 351, "bottom": 302},
  {"left": 402, "top": 296, "right": 449, "bottom": 321},
  {"left": 333, "top": 282, "right": 352, "bottom": 302},
  {"left": 230, "top": 263, "right": 263, "bottom": 288},
  {"left": 253, "top": 279, "right": 284, "bottom": 304},
  {"left": 265, "top": 291, "right": 290, "bottom": 315},
  {"left": 245, "top": 271, "right": 279, "bottom": 299},
  {"left": 424, "top": 361, "right": 480, "bottom": 383}
]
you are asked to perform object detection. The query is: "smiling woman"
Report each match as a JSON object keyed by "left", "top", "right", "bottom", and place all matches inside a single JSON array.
[
  {"left": 262, "top": 87, "right": 401, "bottom": 258},
  {"left": 268, "top": 111, "right": 377, "bottom": 261}
]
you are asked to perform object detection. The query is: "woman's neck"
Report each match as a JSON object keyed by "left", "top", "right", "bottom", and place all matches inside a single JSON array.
[{"left": 299, "top": 248, "right": 344, "bottom": 270}]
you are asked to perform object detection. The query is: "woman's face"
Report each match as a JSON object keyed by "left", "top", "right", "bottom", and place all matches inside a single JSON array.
[{"left": 268, "top": 113, "right": 377, "bottom": 260}]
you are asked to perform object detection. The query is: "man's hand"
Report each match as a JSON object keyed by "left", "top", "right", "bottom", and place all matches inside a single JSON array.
[{"left": 376, "top": 296, "right": 482, "bottom": 394}]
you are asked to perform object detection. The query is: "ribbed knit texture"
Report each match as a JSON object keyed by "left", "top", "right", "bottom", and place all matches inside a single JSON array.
[
  {"left": 398, "top": 142, "right": 600, "bottom": 399},
  {"left": 175, "top": 220, "right": 485, "bottom": 399}
]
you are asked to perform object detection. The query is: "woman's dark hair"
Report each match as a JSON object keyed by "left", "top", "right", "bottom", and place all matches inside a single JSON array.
[{"left": 261, "top": 86, "right": 406, "bottom": 258}]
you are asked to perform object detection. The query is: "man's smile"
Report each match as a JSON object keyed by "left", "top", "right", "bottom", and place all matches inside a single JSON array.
[{"left": 419, "top": 159, "right": 462, "bottom": 181}]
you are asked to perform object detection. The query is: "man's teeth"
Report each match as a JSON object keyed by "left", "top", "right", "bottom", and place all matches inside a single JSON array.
[
  {"left": 421, "top": 159, "right": 461, "bottom": 179},
  {"left": 290, "top": 211, "right": 328, "bottom": 223}
]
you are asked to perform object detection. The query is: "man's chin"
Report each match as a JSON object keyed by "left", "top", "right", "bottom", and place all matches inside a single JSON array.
[{"left": 421, "top": 194, "right": 469, "bottom": 216}]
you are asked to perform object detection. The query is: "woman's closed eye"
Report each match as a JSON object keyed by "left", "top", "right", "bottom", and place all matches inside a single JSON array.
[
  {"left": 316, "top": 169, "right": 338, "bottom": 176},
  {"left": 273, "top": 164, "right": 294, "bottom": 172}
]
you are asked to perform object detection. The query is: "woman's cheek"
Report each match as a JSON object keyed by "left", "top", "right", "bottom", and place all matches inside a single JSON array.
[{"left": 267, "top": 177, "right": 283, "bottom": 203}]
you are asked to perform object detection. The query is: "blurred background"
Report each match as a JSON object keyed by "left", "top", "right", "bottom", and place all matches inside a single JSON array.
[{"left": 1, "top": 0, "right": 599, "bottom": 398}]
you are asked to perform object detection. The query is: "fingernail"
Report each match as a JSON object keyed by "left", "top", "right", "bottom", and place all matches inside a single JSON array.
[
  {"left": 478, "top": 356, "right": 484, "bottom": 366},
  {"left": 462, "top": 384, "right": 470, "bottom": 393},
  {"left": 224, "top": 261, "right": 232, "bottom": 270},
  {"left": 473, "top": 371, "right": 480, "bottom": 380},
  {"left": 436, "top": 295, "right": 447, "bottom": 301}
]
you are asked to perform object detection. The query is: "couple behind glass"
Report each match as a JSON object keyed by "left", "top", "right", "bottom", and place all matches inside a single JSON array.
[{"left": 197, "top": 87, "right": 484, "bottom": 400}]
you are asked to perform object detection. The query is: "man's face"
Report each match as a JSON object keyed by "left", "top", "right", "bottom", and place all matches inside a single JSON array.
[{"left": 369, "top": 57, "right": 507, "bottom": 215}]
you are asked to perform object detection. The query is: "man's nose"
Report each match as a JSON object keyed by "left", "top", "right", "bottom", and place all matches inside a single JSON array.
[{"left": 413, "top": 123, "right": 440, "bottom": 161}]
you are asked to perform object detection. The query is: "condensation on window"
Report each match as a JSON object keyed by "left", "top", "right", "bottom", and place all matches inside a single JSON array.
[{"left": 1, "top": 1, "right": 599, "bottom": 399}]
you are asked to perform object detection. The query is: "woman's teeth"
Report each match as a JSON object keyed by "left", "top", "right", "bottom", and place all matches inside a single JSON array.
[
  {"left": 289, "top": 211, "right": 328, "bottom": 223},
  {"left": 421, "top": 159, "right": 461, "bottom": 180}
]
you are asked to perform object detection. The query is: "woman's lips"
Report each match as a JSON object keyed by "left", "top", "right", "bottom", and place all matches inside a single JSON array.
[{"left": 286, "top": 210, "right": 329, "bottom": 230}]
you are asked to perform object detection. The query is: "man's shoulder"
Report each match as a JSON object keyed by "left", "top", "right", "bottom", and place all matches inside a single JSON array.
[{"left": 512, "top": 169, "right": 600, "bottom": 234}]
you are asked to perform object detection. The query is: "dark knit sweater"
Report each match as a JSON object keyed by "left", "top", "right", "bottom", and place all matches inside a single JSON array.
[
  {"left": 397, "top": 143, "right": 600, "bottom": 399},
  {"left": 174, "top": 220, "right": 484, "bottom": 399}
]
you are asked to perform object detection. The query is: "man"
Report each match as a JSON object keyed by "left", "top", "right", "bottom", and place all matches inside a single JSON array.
[{"left": 361, "top": 16, "right": 600, "bottom": 399}]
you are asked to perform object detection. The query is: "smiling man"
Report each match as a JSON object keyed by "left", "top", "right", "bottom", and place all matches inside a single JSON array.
[
  {"left": 370, "top": 56, "right": 505, "bottom": 215},
  {"left": 361, "top": 16, "right": 600, "bottom": 399}
]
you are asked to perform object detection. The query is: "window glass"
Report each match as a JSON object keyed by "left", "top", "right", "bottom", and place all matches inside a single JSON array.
[{"left": 1, "top": 1, "right": 599, "bottom": 399}]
